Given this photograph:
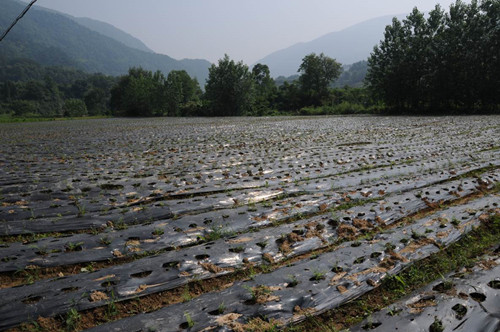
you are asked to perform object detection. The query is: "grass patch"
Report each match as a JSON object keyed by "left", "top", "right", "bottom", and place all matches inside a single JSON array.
[{"left": 0, "top": 114, "right": 110, "bottom": 124}]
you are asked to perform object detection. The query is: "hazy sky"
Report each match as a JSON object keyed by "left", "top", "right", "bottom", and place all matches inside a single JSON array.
[{"left": 30, "top": 0, "right": 463, "bottom": 64}]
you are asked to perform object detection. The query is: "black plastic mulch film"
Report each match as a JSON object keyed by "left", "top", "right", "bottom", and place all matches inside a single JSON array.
[{"left": 0, "top": 117, "right": 498, "bottom": 331}]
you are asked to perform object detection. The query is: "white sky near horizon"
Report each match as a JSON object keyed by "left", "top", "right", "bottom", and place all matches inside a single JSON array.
[{"left": 25, "top": 0, "right": 465, "bottom": 64}]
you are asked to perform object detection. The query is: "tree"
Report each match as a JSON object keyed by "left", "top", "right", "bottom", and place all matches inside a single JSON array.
[
  {"left": 251, "top": 63, "right": 277, "bottom": 115},
  {"left": 478, "top": 0, "right": 500, "bottom": 109},
  {"left": 366, "top": 17, "right": 407, "bottom": 110},
  {"left": 165, "top": 70, "right": 202, "bottom": 116},
  {"left": 275, "top": 81, "right": 302, "bottom": 112},
  {"left": 298, "top": 53, "right": 342, "bottom": 106},
  {"left": 63, "top": 99, "right": 88, "bottom": 117},
  {"left": 10, "top": 100, "right": 38, "bottom": 116},
  {"left": 204, "top": 54, "right": 255, "bottom": 116},
  {"left": 84, "top": 87, "right": 109, "bottom": 115},
  {"left": 110, "top": 67, "right": 167, "bottom": 116}
]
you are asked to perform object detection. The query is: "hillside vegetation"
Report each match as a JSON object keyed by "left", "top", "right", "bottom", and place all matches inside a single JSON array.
[{"left": 0, "top": 0, "right": 210, "bottom": 80}]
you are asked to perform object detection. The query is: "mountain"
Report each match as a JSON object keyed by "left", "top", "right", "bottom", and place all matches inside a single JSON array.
[
  {"left": 332, "top": 60, "right": 368, "bottom": 88},
  {"left": 256, "top": 14, "right": 406, "bottom": 77},
  {"left": 29, "top": 3, "right": 154, "bottom": 53},
  {"left": 69, "top": 17, "right": 154, "bottom": 54},
  {"left": 274, "top": 60, "right": 368, "bottom": 88},
  {"left": 0, "top": 0, "right": 211, "bottom": 81}
]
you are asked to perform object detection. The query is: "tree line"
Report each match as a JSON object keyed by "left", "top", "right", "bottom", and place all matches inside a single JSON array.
[
  {"left": 108, "top": 53, "right": 374, "bottom": 117},
  {"left": 0, "top": 57, "right": 116, "bottom": 117},
  {"left": 1, "top": 0, "right": 498, "bottom": 118},
  {"left": 1, "top": 52, "right": 373, "bottom": 118},
  {"left": 367, "top": 0, "right": 499, "bottom": 113}
]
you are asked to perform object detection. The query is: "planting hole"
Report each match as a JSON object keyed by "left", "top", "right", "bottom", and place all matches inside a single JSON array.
[
  {"left": 452, "top": 303, "right": 467, "bottom": 319},
  {"left": 488, "top": 280, "right": 500, "bottom": 289},
  {"left": 61, "top": 287, "right": 80, "bottom": 293},
  {"left": 101, "top": 280, "right": 118, "bottom": 287},
  {"left": 432, "top": 281, "right": 454, "bottom": 293},
  {"left": 331, "top": 266, "right": 344, "bottom": 273},
  {"left": 179, "top": 322, "right": 191, "bottom": 330},
  {"left": 353, "top": 256, "right": 366, "bottom": 264},
  {"left": 22, "top": 296, "right": 42, "bottom": 304},
  {"left": 362, "top": 322, "right": 382, "bottom": 330},
  {"left": 163, "top": 261, "right": 180, "bottom": 269},
  {"left": 469, "top": 292, "right": 486, "bottom": 302},
  {"left": 130, "top": 270, "right": 152, "bottom": 278}
]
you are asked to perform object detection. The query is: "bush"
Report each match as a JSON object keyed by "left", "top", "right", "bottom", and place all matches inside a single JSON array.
[
  {"left": 63, "top": 99, "right": 88, "bottom": 117},
  {"left": 10, "top": 100, "right": 39, "bottom": 116}
]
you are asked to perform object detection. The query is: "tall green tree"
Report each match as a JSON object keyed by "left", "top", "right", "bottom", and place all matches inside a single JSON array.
[
  {"left": 251, "top": 63, "right": 276, "bottom": 115},
  {"left": 478, "top": 0, "right": 500, "bottom": 109},
  {"left": 204, "top": 55, "right": 255, "bottom": 116},
  {"left": 298, "top": 53, "right": 342, "bottom": 106},
  {"left": 165, "top": 70, "right": 202, "bottom": 116},
  {"left": 366, "top": 17, "right": 407, "bottom": 110},
  {"left": 110, "top": 67, "right": 167, "bottom": 116}
]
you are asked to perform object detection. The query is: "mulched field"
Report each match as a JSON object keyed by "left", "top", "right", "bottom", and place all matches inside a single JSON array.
[{"left": 0, "top": 116, "right": 498, "bottom": 331}]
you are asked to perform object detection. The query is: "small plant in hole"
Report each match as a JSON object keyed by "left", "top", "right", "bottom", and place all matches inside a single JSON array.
[
  {"left": 331, "top": 264, "right": 344, "bottom": 273},
  {"left": 384, "top": 242, "right": 396, "bottom": 252},
  {"left": 433, "top": 279, "right": 454, "bottom": 293},
  {"left": 229, "top": 246, "right": 245, "bottom": 253},
  {"left": 243, "top": 284, "right": 273, "bottom": 304},
  {"left": 201, "top": 225, "right": 234, "bottom": 242},
  {"left": 256, "top": 241, "right": 268, "bottom": 249},
  {"left": 287, "top": 275, "right": 299, "bottom": 287},
  {"left": 429, "top": 317, "right": 444, "bottom": 332},
  {"left": 99, "top": 236, "right": 112, "bottom": 246},
  {"left": 310, "top": 253, "right": 319, "bottom": 260},
  {"left": 76, "top": 202, "right": 86, "bottom": 218},
  {"left": 217, "top": 302, "right": 226, "bottom": 314},
  {"left": 451, "top": 303, "right": 467, "bottom": 319},
  {"left": 152, "top": 228, "right": 164, "bottom": 236},
  {"left": 65, "top": 242, "right": 83, "bottom": 252},
  {"left": 387, "top": 306, "right": 402, "bottom": 316},
  {"left": 411, "top": 229, "right": 426, "bottom": 240},
  {"left": 30, "top": 244, "right": 48, "bottom": 256},
  {"left": 114, "top": 217, "right": 128, "bottom": 230},
  {"left": 451, "top": 217, "right": 461, "bottom": 226},
  {"left": 310, "top": 269, "right": 326, "bottom": 281},
  {"left": 184, "top": 312, "right": 195, "bottom": 328},
  {"left": 353, "top": 256, "right": 366, "bottom": 264}
]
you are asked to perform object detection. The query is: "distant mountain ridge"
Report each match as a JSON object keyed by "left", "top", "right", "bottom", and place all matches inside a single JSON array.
[
  {"left": 257, "top": 14, "right": 406, "bottom": 77},
  {"left": 26, "top": 2, "right": 155, "bottom": 53},
  {"left": 69, "top": 17, "right": 154, "bottom": 54},
  {"left": 0, "top": 0, "right": 211, "bottom": 81}
]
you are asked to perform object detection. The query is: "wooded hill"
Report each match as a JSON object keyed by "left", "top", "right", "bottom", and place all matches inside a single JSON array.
[{"left": 0, "top": 0, "right": 211, "bottom": 81}]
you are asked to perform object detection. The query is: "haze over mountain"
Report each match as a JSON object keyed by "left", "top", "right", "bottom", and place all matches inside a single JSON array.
[
  {"left": 256, "top": 14, "right": 406, "bottom": 77},
  {"left": 69, "top": 17, "right": 154, "bottom": 54},
  {"left": 0, "top": 0, "right": 211, "bottom": 81}
]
